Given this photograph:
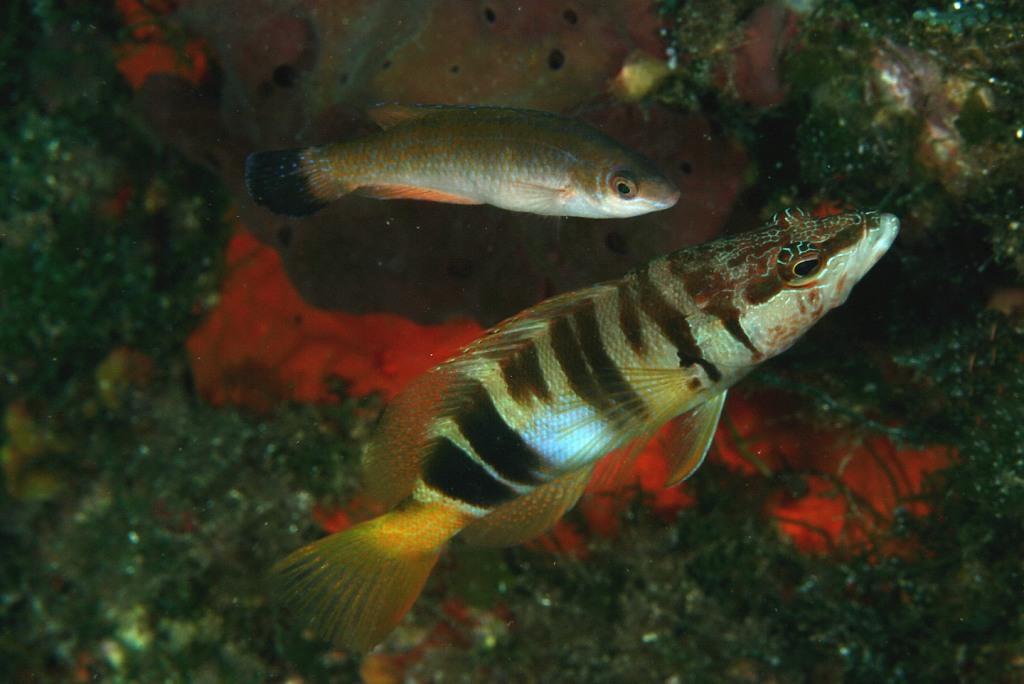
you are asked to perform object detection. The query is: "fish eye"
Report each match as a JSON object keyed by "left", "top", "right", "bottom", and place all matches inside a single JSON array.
[
  {"left": 791, "top": 256, "right": 821, "bottom": 278},
  {"left": 611, "top": 173, "right": 637, "bottom": 199},
  {"left": 777, "top": 241, "right": 824, "bottom": 283}
]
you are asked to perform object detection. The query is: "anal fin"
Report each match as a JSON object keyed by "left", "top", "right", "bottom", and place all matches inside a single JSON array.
[
  {"left": 357, "top": 184, "right": 483, "bottom": 205},
  {"left": 461, "top": 465, "right": 594, "bottom": 547},
  {"left": 507, "top": 180, "right": 569, "bottom": 214}
]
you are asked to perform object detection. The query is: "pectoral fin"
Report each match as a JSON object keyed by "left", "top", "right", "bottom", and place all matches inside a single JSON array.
[
  {"left": 614, "top": 366, "right": 701, "bottom": 426},
  {"left": 507, "top": 180, "right": 571, "bottom": 214}
]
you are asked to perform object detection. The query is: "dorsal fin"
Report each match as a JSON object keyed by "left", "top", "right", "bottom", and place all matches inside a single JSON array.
[
  {"left": 434, "top": 285, "right": 621, "bottom": 422},
  {"left": 363, "top": 282, "right": 619, "bottom": 505},
  {"left": 447, "top": 284, "right": 618, "bottom": 374},
  {"left": 361, "top": 367, "right": 457, "bottom": 508},
  {"left": 366, "top": 103, "right": 443, "bottom": 129}
]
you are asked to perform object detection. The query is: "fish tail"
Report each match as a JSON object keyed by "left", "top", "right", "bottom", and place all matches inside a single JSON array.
[
  {"left": 272, "top": 499, "right": 468, "bottom": 652},
  {"left": 244, "top": 146, "right": 344, "bottom": 217}
]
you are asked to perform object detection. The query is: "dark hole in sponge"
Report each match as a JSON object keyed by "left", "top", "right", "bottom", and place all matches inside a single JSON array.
[
  {"left": 484, "top": 7, "right": 496, "bottom": 23},
  {"left": 277, "top": 224, "right": 294, "bottom": 248},
  {"left": 447, "top": 258, "right": 474, "bottom": 279},
  {"left": 548, "top": 49, "right": 565, "bottom": 70},
  {"left": 605, "top": 231, "right": 628, "bottom": 255},
  {"left": 272, "top": 64, "right": 298, "bottom": 88},
  {"left": 450, "top": 65, "right": 460, "bottom": 74},
  {"left": 563, "top": 8, "right": 578, "bottom": 24},
  {"left": 680, "top": 161, "right": 693, "bottom": 175}
]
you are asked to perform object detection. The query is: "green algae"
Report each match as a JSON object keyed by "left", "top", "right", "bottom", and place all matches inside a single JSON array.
[
  {"left": 0, "top": 5, "right": 227, "bottom": 408},
  {"left": 2, "top": 0, "right": 1023, "bottom": 681},
  {"left": 1, "top": 383, "right": 365, "bottom": 682}
]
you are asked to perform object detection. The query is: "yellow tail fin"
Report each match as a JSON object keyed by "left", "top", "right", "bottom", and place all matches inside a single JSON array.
[{"left": 272, "top": 500, "right": 468, "bottom": 651}]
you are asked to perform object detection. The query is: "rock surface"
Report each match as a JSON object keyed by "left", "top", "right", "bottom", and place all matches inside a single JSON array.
[{"left": 142, "top": 0, "right": 749, "bottom": 323}]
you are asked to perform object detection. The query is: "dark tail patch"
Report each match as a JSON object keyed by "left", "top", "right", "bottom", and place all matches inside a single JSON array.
[{"left": 244, "top": 149, "right": 331, "bottom": 217}]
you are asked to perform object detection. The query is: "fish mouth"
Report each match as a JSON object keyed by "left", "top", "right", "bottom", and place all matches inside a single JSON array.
[
  {"left": 862, "top": 212, "right": 899, "bottom": 269},
  {"left": 663, "top": 187, "right": 682, "bottom": 209},
  {"left": 642, "top": 186, "right": 680, "bottom": 212},
  {"left": 831, "top": 213, "right": 899, "bottom": 306},
  {"left": 613, "top": 189, "right": 679, "bottom": 217}
]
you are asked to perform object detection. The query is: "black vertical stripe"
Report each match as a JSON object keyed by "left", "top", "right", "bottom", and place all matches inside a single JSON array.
[
  {"left": 500, "top": 344, "right": 551, "bottom": 403},
  {"left": 572, "top": 301, "right": 647, "bottom": 425},
  {"left": 455, "top": 380, "right": 544, "bottom": 485},
  {"left": 743, "top": 277, "right": 781, "bottom": 305},
  {"left": 635, "top": 267, "right": 722, "bottom": 382},
  {"left": 616, "top": 282, "right": 645, "bottom": 354},
  {"left": 698, "top": 295, "right": 760, "bottom": 357},
  {"left": 423, "top": 437, "right": 516, "bottom": 508},
  {"left": 718, "top": 309, "right": 760, "bottom": 355},
  {"left": 549, "top": 314, "right": 607, "bottom": 410},
  {"left": 670, "top": 261, "right": 760, "bottom": 358},
  {"left": 668, "top": 253, "right": 728, "bottom": 297}
]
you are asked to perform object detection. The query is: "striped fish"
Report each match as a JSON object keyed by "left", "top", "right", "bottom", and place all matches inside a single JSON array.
[{"left": 274, "top": 210, "right": 900, "bottom": 650}]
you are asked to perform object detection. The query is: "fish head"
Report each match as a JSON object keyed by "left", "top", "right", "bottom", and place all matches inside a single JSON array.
[
  {"left": 711, "top": 210, "right": 899, "bottom": 361},
  {"left": 570, "top": 155, "right": 680, "bottom": 218}
]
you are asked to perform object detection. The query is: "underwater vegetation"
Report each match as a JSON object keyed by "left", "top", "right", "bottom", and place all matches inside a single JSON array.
[{"left": 1, "top": 0, "right": 1022, "bottom": 682}]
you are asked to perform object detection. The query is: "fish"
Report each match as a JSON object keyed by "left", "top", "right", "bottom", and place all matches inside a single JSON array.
[
  {"left": 273, "top": 209, "right": 899, "bottom": 651},
  {"left": 244, "top": 104, "right": 680, "bottom": 219}
]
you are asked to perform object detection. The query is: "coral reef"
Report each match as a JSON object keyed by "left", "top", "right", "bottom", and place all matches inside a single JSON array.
[
  {"left": 134, "top": 0, "right": 748, "bottom": 324},
  {"left": 185, "top": 230, "right": 482, "bottom": 412},
  {"left": 2, "top": 0, "right": 1024, "bottom": 682}
]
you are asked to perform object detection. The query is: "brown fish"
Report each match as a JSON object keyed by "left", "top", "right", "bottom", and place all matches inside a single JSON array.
[{"left": 244, "top": 104, "right": 680, "bottom": 218}]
